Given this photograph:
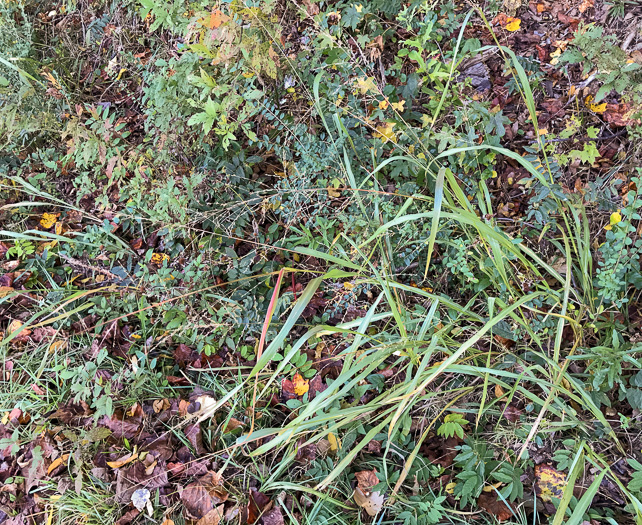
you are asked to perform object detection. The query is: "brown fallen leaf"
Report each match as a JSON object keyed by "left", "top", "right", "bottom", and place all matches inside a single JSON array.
[
  {"left": 281, "top": 378, "right": 297, "bottom": 402},
  {"left": 502, "top": 403, "right": 522, "bottom": 423},
  {"left": 355, "top": 469, "right": 379, "bottom": 492},
  {"left": 222, "top": 417, "right": 244, "bottom": 433},
  {"left": 196, "top": 504, "right": 225, "bottom": 525},
  {"left": 353, "top": 469, "right": 384, "bottom": 516},
  {"left": 115, "top": 508, "right": 141, "bottom": 525},
  {"left": 7, "top": 319, "right": 31, "bottom": 345},
  {"left": 262, "top": 506, "right": 285, "bottom": 525},
  {"left": 478, "top": 492, "right": 514, "bottom": 521},
  {"left": 153, "top": 398, "right": 170, "bottom": 413},
  {"left": 248, "top": 488, "right": 272, "bottom": 524},
  {"left": 181, "top": 472, "right": 228, "bottom": 520},
  {"left": 99, "top": 414, "right": 143, "bottom": 440},
  {"left": 185, "top": 423, "right": 205, "bottom": 455}
]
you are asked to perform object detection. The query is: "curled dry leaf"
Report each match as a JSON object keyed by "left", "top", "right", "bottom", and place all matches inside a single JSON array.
[
  {"left": 107, "top": 452, "right": 139, "bottom": 469},
  {"left": 47, "top": 454, "right": 70, "bottom": 475}
]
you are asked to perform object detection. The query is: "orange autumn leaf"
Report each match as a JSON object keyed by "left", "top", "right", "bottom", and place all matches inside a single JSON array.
[
  {"left": 293, "top": 372, "right": 309, "bottom": 396},
  {"left": 578, "top": 0, "right": 594, "bottom": 12},
  {"left": 209, "top": 9, "right": 229, "bottom": 29},
  {"left": 48, "top": 454, "right": 70, "bottom": 475},
  {"left": 107, "top": 452, "right": 139, "bottom": 469}
]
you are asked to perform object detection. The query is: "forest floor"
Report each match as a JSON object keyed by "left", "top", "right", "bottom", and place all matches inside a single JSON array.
[{"left": 2, "top": 0, "right": 642, "bottom": 524}]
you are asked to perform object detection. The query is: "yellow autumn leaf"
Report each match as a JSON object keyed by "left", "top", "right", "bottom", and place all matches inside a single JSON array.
[
  {"left": 328, "top": 432, "right": 341, "bottom": 452},
  {"left": 535, "top": 464, "right": 566, "bottom": 502},
  {"left": 374, "top": 122, "right": 397, "bottom": 143},
  {"left": 327, "top": 187, "right": 341, "bottom": 198},
  {"left": 0, "top": 286, "right": 14, "bottom": 298},
  {"left": 445, "top": 482, "right": 456, "bottom": 494},
  {"left": 391, "top": 100, "right": 405, "bottom": 111},
  {"left": 49, "top": 340, "right": 68, "bottom": 353},
  {"left": 42, "top": 71, "right": 61, "bottom": 90},
  {"left": 150, "top": 253, "right": 170, "bottom": 265},
  {"left": 378, "top": 99, "right": 389, "bottom": 110},
  {"left": 605, "top": 211, "right": 622, "bottom": 230},
  {"left": 354, "top": 76, "right": 378, "bottom": 95},
  {"left": 293, "top": 372, "right": 309, "bottom": 396},
  {"left": 343, "top": 282, "right": 355, "bottom": 290},
  {"left": 40, "top": 212, "right": 60, "bottom": 229},
  {"left": 585, "top": 95, "right": 607, "bottom": 114},
  {"left": 505, "top": 17, "right": 521, "bottom": 31}
]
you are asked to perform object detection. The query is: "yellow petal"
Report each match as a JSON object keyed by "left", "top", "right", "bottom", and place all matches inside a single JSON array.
[{"left": 610, "top": 211, "right": 622, "bottom": 226}]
